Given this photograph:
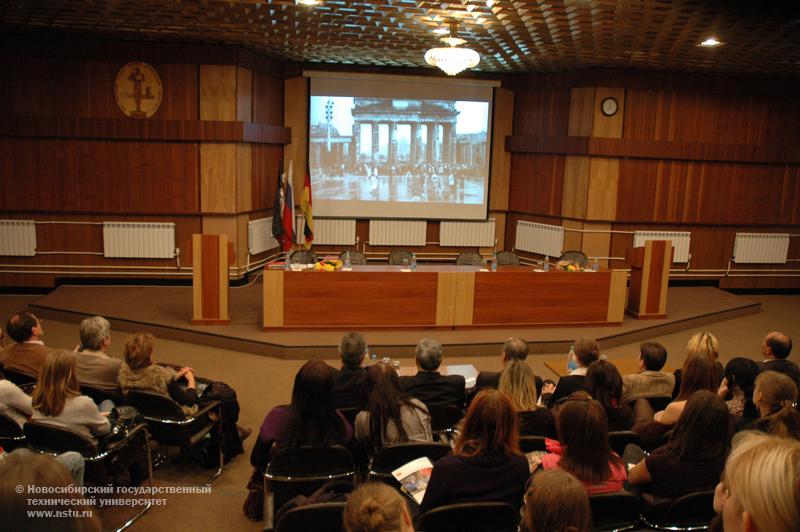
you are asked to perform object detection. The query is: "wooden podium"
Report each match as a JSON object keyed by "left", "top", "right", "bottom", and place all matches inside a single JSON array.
[
  {"left": 190, "top": 234, "right": 234, "bottom": 325},
  {"left": 626, "top": 240, "right": 673, "bottom": 319}
]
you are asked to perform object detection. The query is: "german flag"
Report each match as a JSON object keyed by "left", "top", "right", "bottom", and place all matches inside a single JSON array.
[{"left": 301, "top": 170, "right": 314, "bottom": 249}]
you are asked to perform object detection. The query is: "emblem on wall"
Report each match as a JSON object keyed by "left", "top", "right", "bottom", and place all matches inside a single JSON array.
[{"left": 114, "top": 62, "right": 163, "bottom": 119}]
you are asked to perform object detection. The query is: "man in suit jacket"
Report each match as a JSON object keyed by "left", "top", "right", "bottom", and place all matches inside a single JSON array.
[
  {"left": 400, "top": 338, "right": 465, "bottom": 410},
  {"left": 474, "top": 337, "right": 542, "bottom": 394},
  {"left": 621, "top": 341, "right": 676, "bottom": 404},
  {"left": 0, "top": 311, "right": 53, "bottom": 378},
  {"left": 74, "top": 315, "right": 123, "bottom": 398},
  {"left": 759, "top": 331, "right": 799, "bottom": 392},
  {"left": 331, "top": 332, "right": 368, "bottom": 410}
]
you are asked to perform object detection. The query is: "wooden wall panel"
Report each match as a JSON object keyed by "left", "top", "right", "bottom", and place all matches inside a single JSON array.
[
  {"left": 568, "top": 87, "right": 595, "bottom": 137},
  {"left": 0, "top": 138, "right": 199, "bottom": 214},
  {"left": 592, "top": 87, "right": 625, "bottom": 139},
  {"left": 236, "top": 143, "right": 253, "bottom": 212},
  {"left": 512, "top": 89, "right": 570, "bottom": 137},
  {"left": 253, "top": 71, "right": 284, "bottom": 125},
  {"left": 200, "top": 142, "right": 237, "bottom": 213},
  {"left": 561, "top": 156, "right": 590, "bottom": 219},
  {"left": 508, "top": 154, "right": 564, "bottom": 216},
  {"left": 490, "top": 87, "right": 514, "bottom": 212},
  {"left": 250, "top": 144, "right": 284, "bottom": 212},
  {"left": 200, "top": 65, "right": 237, "bottom": 121},
  {"left": 236, "top": 67, "right": 253, "bottom": 122},
  {"left": 586, "top": 157, "right": 619, "bottom": 221}
]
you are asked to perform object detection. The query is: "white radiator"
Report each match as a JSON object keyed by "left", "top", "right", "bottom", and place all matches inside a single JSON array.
[
  {"left": 248, "top": 217, "right": 280, "bottom": 255},
  {"left": 369, "top": 220, "right": 427, "bottom": 246},
  {"left": 295, "top": 216, "right": 357, "bottom": 246},
  {"left": 633, "top": 231, "right": 691, "bottom": 263},
  {"left": 514, "top": 221, "right": 563, "bottom": 257},
  {"left": 103, "top": 222, "right": 176, "bottom": 259},
  {"left": 0, "top": 220, "right": 37, "bottom": 256},
  {"left": 440, "top": 218, "right": 496, "bottom": 247},
  {"left": 733, "top": 233, "right": 790, "bottom": 264}
]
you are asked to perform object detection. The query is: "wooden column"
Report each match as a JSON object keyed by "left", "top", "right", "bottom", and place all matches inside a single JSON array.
[
  {"left": 626, "top": 240, "right": 673, "bottom": 319},
  {"left": 191, "top": 234, "right": 233, "bottom": 325}
]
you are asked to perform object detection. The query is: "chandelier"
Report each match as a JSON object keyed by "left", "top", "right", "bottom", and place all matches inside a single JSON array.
[{"left": 424, "top": 23, "right": 480, "bottom": 76}]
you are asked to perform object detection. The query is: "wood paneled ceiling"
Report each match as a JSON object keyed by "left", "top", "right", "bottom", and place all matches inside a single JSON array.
[{"left": 3, "top": 1, "right": 800, "bottom": 77}]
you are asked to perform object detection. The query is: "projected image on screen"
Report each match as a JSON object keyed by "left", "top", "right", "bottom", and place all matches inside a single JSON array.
[{"left": 309, "top": 96, "right": 489, "bottom": 219}]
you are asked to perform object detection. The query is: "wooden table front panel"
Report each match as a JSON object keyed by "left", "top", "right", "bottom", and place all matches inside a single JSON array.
[
  {"left": 473, "top": 270, "right": 613, "bottom": 326},
  {"left": 282, "top": 270, "right": 439, "bottom": 327}
]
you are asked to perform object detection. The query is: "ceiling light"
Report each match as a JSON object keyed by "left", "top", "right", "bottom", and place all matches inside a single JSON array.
[
  {"left": 433, "top": 27, "right": 449, "bottom": 35},
  {"left": 295, "top": 0, "right": 320, "bottom": 5},
  {"left": 424, "top": 22, "right": 480, "bottom": 76},
  {"left": 699, "top": 37, "right": 722, "bottom": 47}
]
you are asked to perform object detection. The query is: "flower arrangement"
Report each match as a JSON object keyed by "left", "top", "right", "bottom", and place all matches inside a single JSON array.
[
  {"left": 313, "top": 257, "right": 343, "bottom": 272},
  {"left": 556, "top": 259, "right": 584, "bottom": 272}
]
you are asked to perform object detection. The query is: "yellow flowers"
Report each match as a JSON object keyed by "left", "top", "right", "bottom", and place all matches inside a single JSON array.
[{"left": 313, "top": 258, "right": 343, "bottom": 272}]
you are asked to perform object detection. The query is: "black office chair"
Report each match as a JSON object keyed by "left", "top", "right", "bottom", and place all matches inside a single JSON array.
[
  {"left": 263, "top": 445, "right": 356, "bottom": 531},
  {"left": 418, "top": 502, "right": 519, "bottom": 532},
  {"left": 125, "top": 389, "right": 223, "bottom": 485},
  {"left": 274, "top": 502, "right": 347, "bottom": 532},
  {"left": 519, "top": 435, "right": 547, "bottom": 453},
  {"left": 340, "top": 251, "right": 367, "bottom": 265},
  {"left": 428, "top": 404, "right": 464, "bottom": 443},
  {"left": 496, "top": 251, "right": 520, "bottom": 266},
  {"left": 0, "top": 411, "right": 26, "bottom": 451},
  {"left": 2, "top": 368, "right": 37, "bottom": 387},
  {"left": 608, "top": 431, "right": 643, "bottom": 457},
  {"left": 456, "top": 252, "right": 483, "bottom": 266},
  {"left": 289, "top": 249, "right": 317, "bottom": 264},
  {"left": 368, "top": 442, "right": 451, "bottom": 486},
  {"left": 640, "top": 490, "right": 716, "bottom": 531},
  {"left": 559, "top": 250, "right": 589, "bottom": 267},
  {"left": 589, "top": 491, "right": 642, "bottom": 531},
  {"left": 388, "top": 249, "right": 413, "bottom": 266}
]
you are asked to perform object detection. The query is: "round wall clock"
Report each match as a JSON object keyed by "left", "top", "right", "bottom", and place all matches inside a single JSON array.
[
  {"left": 114, "top": 62, "right": 163, "bottom": 119},
  {"left": 600, "top": 96, "right": 619, "bottom": 117}
]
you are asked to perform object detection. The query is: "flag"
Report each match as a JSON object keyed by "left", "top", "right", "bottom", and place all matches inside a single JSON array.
[
  {"left": 281, "top": 161, "right": 295, "bottom": 252},
  {"left": 271, "top": 159, "right": 284, "bottom": 245},
  {"left": 301, "top": 169, "right": 314, "bottom": 249}
]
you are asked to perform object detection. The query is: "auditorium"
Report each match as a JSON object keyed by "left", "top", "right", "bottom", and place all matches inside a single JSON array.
[{"left": 1, "top": 1, "right": 799, "bottom": 531}]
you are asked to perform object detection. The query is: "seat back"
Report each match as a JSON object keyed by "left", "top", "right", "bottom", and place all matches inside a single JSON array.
[
  {"left": 2, "top": 368, "right": 37, "bottom": 386},
  {"left": 519, "top": 435, "right": 546, "bottom": 453},
  {"left": 23, "top": 420, "right": 100, "bottom": 458},
  {"left": 388, "top": 250, "right": 413, "bottom": 266},
  {"left": 125, "top": 389, "right": 187, "bottom": 421},
  {"left": 419, "top": 502, "right": 519, "bottom": 532},
  {"left": 608, "top": 431, "right": 643, "bottom": 456},
  {"left": 428, "top": 404, "right": 464, "bottom": 433},
  {"left": 456, "top": 252, "right": 483, "bottom": 266},
  {"left": 647, "top": 396, "right": 673, "bottom": 412},
  {"left": 289, "top": 250, "right": 318, "bottom": 264},
  {"left": 589, "top": 491, "right": 642, "bottom": 531},
  {"left": 275, "top": 502, "right": 346, "bottom": 532},
  {"left": 0, "top": 411, "right": 25, "bottom": 446},
  {"left": 559, "top": 250, "right": 589, "bottom": 267},
  {"left": 339, "top": 251, "right": 367, "bottom": 265},
  {"left": 80, "top": 384, "right": 123, "bottom": 406},
  {"left": 370, "top": 442, "right": 451, "bottom": 480},
  {"left": 496, "top": 251, "right": 519, "bottom": 266},
  {"left": 647, "top": 490, "right": 716, "bottom": 530}
]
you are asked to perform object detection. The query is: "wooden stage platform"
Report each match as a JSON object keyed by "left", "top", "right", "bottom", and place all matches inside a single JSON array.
[{"left": 30, "top": 283, "right": 761, "bottom": 360}]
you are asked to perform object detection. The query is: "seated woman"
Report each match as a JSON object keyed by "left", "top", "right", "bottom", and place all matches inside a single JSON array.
[
  {"left": 31, "top": 350, "right": 110, "bottom": 442},
  {"left": 355, "top": 362, "right": 431, "bottom": 457},
  {"left": 344, "top": 482, "right": 414, "bottom": 532},
  {"left": 628, "top": 390, "right": 732, "bottom": 498},
  {"left": 250, "top": 359, "right": 353, "bottom": 470},
  {"left": 119, "top": 333, "right": 247, "bottom": 458},
  {"left": 540, "top": 394, "right": 627, "bottom": 495},
  {"left": 654, "top": 353, "right": 721, "bottom": 426},
  {"left": 0, "top": 374, "right": 33, "bottom": 427},
  {"left": 748, "top": 370, "right": 800, "bottom": 440},
  {"left": 585, "top": 360, "right": 633, "bottom": 431},
  {"left": 718, "top": 357, "right": 759, "bottom": 429},
  {"left": 524, "top": 469, "right": 591, "bottom": 532},
  {"left": 713, "top": 432, "right": 800, "bottom": 532},
  {"left": 419, "top": 389, "right": 529, "bottom": 513},
  {"left": 498, "top": 359, "right": 555, "bottom": 438},
  {"left": 672, "top": 331, "right": 724, "bottom": 398},
  {"left": 549, "top": 338, "right": 599, "bottom": 405}
]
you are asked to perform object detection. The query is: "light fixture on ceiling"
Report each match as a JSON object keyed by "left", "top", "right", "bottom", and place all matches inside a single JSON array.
[
  {"left": 433, "top": 27, "right": 450, "bottom": 35},
  {"left": 295, "top": 0, "right": 320, "bottom": 6},
  {"left": 424, "top": 22, "right": 480, "bottom": 76},
  {"left": 699, "top": 37, "right": 722, "bottom": 47}
]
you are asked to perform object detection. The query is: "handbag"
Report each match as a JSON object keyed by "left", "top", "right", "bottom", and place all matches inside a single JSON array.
[
  {"left": 243, "top": 467, "right": 264, "bottom": 521},
  {"left": 105, "top": 405, "right": 143, "bottom": 443}
]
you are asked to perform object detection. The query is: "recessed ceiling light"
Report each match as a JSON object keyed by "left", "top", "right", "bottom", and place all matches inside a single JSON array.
[
  {"left": 433, "top": 27, "right": 450, "bottom": 35},
  {"left": 296, "top": 0, "right": 320, "bottom": 6},
  {"left": 699, "top": 37, "right": 722, "bottom": 47}
]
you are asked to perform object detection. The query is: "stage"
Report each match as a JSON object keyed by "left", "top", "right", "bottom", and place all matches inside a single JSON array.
[{"left": 28, "top": 282, "right": 761, "bottom": 360}]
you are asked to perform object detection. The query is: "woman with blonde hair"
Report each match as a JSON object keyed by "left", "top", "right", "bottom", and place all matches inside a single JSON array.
[
  {"left": 749, "top": 371, "right": 800, "bottom": 440},
  {"left": 713, "top": 432, "right": 800, "bottom": 532},
  {"left": 344, "top": 482, "right": 414, "bottom": 532},
  {"left": 673, "top": 331, "right": 724, "bottom": 398},
  {"left": 31, "top": 350, "right": 110, "bottom": 442},
  {"left": 524, "top": 469, "right": 591, "bottom": 532},
  {"left": 499, "top": 359, "right": 555, "bottom": 438}
]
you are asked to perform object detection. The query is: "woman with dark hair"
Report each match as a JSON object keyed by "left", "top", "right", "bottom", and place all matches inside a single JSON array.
[
  {"left": 498, "top": 359, "right": 556, "bottom": 438},
  {"left": 749, "top": 371, "right": 800, "bottom": 440},
  {"left": 355, "top": 362, "right": 431, "bottom": 456},
  {"left": 654, "top": 353, "right": 721, "bottom": 426},
  {"left": 540, "top": 395, "right": 626, "bottom": 494},
  {"left": 628, "top": 390, "right": 732, "bottom": 497},
  {"left": 585, "top": 360, "right": 633, "bottom": 431},
  {"left": 549, "top": 338, "right": 600, "bottom": 405},
  {"left": 717, "top": 357, "right": 760, "bottom": 428},
  {"left": 419, "top": 389, "right": 529, "bottom": 513},
  {"left": 250, "top": 360, "right": 353, "bottom": 469}
]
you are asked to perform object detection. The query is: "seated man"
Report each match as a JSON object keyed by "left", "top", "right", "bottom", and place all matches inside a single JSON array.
[
  {"left": 549, "top": 338, "right": 599, "bottom": 405},
  {"left": 74, "top": 316, "right": 123, "bottom": 398},
  {"left": 0, "top": 311, "right": 53, "bottom": 378},
  {"left": 621, "top": 341, "right": 675, "bottom": 404},
  {"left": 475, "top": 337, "right": 543, "bottom": 395},
  {"left": 759, "top": 331, "right": 798, "bottom": 392},
  {"left": 331, "top": 332, "right": 368, "bottom": 410},
  {"left": 400, "top": 338, "right": 465, "bottom": 411}
]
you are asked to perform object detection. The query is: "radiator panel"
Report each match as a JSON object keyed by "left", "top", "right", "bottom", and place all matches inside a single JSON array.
[
  {"left": 102, "top": 222, "right": 176, "bottom": 259},
  {"left": 514, "top": 221, "right": 564, "bottom": 257},
  {"left": 440, "top": 219, "right": 496, "bottom": 247},
  {"left": 633, "top": 231, "right": 691, "bottom": 263},
  {"left": 733, "top": 233, "right": 790, "bottom": 264},
  {"left": 369, "top": 220, "right": 427, "bottom": 246},
  {"left": 0, "top": 220, "right": 37, "bottom": 256}
]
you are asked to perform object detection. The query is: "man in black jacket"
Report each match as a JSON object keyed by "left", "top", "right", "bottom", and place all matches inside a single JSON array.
[
  {"left": 331, "top": 332, "right": 368, "bottom": 409},
  {"left": 759, "top": 331, "right": 799, "bottom": 392},
  {"left": 400, "top": 338, "right": 465, "bottom": 410}
]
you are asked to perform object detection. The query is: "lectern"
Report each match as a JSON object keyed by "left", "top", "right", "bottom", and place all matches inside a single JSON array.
[
  {"left": 190, "top": 234, "right": 234, "bottom": 325},
  {"left": 626, "top": 240, "right": 673, "bottom": 319}
]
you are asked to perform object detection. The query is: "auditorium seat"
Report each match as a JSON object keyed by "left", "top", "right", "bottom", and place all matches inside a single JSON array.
[
  {"left": 456, "top": 252, "right": 483, "bottom": 266},
  {"left": 339, "top": 250, "right": 367, "bottom": 265},
  {"left": 418, "top": 502, "right": 519, "bottom": 532},
  {"left": 368, "top": 442, "right": 451, "bottom": 486},
  {"left": 388, "top": 249, "right": 413, "bottom": 265},
  {"left": 428, "top": 404, "right": 464, "bottom": 443},
  {"left": 0, "top": 411, "right": 26, "bottom": 451},
  {"left": 589, "top": 491, "right": 642, "bottom": 531},
  {"left": 608, "top": 431, "right": 643, "bottom": 456},
  {"left": 640, "top": 490, "right": 716, "bottom": 531},
  {"left": 559, "top": 250, "right": 589, "bottom": 267},
  {"left": 519, "top": 435, "right": 546, "bottom": 453},
  {"left": 495, "top": 251, "right": 520, "bottom": 266},
  {"left": 289, "top": 249, "right": 317, "bottom": 264},
  {"left": 274, "top": 502, "right": 346, "bottom": 532}
]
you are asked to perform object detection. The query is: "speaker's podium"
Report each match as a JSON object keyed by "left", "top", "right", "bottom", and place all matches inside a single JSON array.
[
  {"left": 189, "top": 234, "right": 234, "bottom": 325},
  {"left": 626, "top": 240, "right": 673, "bottom": 320}
]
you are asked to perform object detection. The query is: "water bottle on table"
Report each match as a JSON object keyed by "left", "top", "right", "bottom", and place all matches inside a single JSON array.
[
  {"left": 410, "top": 253, "right": 417, "bottom": 271},
  {"left": 344, "top": 254, "right": 351, "bottom": 270},
  {"left": 543, "top": 255, "right": 550, "bottom": 272},
  {"left": 491, "top": 252, "right": 498, "bottom": 272},
  {"left": 566, "top": 345, "right": 578, "bottom": 373}
]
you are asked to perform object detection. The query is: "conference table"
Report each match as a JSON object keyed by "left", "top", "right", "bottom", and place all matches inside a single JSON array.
[{"left": 263, "top": 264, "right": 627, "bottom": 329}]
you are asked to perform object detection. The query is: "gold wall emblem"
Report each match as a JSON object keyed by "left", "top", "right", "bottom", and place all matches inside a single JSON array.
[{"left": 114, "top": 62, "right": 163, "bottom": 119}]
